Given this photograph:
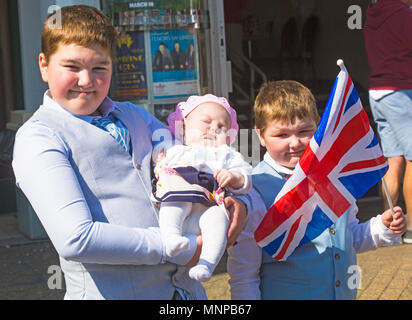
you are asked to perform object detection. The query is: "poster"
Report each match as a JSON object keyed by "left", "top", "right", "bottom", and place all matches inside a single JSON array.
[
  {"left": 150, "top": 29, "right": 199, "bottom": 99},
  {"left": 112, "top": 31, "right": 148, "bottom": 100}
]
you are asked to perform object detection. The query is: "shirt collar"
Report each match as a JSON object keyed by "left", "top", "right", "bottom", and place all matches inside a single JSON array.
[
  {"left": 263, "top": 152, "right": 295, "bottom": 177},
  {"left": 42, "top": 90, "right": 115, "bottom": 123}
]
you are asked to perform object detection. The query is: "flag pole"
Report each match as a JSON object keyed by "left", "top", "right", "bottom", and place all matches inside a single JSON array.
[
  {"left": 337, "top": 59, "right": 346, "bottom": 72},
  {"left": 381, "top": 177, "right": 395, "bottom": 217}
]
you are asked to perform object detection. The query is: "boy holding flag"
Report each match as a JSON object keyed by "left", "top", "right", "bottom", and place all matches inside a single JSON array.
[{"left": 227, "top": 62, "right": 406, "bottom": 299}]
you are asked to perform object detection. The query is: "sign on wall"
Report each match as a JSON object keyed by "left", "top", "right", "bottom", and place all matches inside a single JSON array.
[
  {"left": 150, "top": 29, "right": 199, "bottom": 99},
  {"left": 112, "top": 31, "right": 148, "bottom": 100}
]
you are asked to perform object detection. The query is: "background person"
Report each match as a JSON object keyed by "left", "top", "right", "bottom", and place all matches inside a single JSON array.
[{"left": 364, "top": 0, "right": 412, "bottom": 243}]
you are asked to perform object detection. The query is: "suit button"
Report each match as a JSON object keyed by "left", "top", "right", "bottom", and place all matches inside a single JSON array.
[
  {"left": 329, "top": 227, "right": 335, "bottom": 235},
  {"left": 135, "top": 163, "right": 141, "bottom": 170},
  {"left": 335, "top": 280, "right": 341, "bottom": 287},
  {"left": 335, "top": 253, "right": 340, "bottom": 260}
]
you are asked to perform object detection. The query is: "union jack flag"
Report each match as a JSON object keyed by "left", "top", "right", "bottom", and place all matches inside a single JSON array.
[{"left": 254, "top": 60, "right": 388, "bottom": 261}]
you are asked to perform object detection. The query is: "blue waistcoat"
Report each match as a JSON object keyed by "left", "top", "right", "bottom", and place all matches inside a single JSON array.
[
  {"left": 30, "top": 101, "right": 205, "bottom": 299},
  {"left": 252, "top": 160, "right": 358, "bottom": 300}
]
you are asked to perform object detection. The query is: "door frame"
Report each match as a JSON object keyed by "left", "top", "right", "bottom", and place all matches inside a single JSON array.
[
  {"left": 0, "top": 0, "right": 14, "bottom": 128},
  {"left": 207, "top": 0, "right": 231, "bottom": 98}
]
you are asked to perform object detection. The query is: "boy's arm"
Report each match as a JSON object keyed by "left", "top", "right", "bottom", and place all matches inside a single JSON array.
[
  {"left": 349, "top": 204, "right": 402, "bottom": 253},
  {"left": 227, "top": 188, "right": 264, "bottom": 300},
  {"left": 12, "top": 122, "right": 198, "bottom": 266}
]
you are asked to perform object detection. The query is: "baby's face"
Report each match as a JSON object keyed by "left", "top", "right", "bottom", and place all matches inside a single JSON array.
[{"left": 184, "top": 102, "right": 231, "bottom": 147}]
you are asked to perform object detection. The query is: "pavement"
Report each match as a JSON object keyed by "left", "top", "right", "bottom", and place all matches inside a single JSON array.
[{"left": 0, "top": 197, "right": 411, "bottom": 300}]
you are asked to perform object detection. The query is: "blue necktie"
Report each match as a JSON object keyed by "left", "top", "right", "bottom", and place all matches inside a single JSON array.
[{"left": 92, "top": 114, "right": 131, "bottom": 154}]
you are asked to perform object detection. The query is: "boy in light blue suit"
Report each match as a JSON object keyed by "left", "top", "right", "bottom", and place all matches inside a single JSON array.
[
  {"left": 12, "top": 5, "right": 246, "bottom": 300},
  {"left": 227, "top": 80, "right": 406, "bottom": 300}
]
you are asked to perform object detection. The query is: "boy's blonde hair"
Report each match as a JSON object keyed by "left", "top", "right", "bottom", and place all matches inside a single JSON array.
[
  {"left": 41, "top": 5, "right": 118, "bottom": 62},
  {"left": 254, "top": 80, "right": 319, "bottom": 134}
]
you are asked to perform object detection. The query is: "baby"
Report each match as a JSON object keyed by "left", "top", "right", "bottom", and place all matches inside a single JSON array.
[{"left": 153, "top": 94, "right": 252, "bottom": 282}]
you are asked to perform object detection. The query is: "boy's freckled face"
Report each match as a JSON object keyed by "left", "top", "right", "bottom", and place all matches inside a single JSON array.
[
  {"left": 257, "top": 117, "right": 317, "bottom": 169},
  {"left": 39, "top": 43, "right": 112, "bottom": 116}
]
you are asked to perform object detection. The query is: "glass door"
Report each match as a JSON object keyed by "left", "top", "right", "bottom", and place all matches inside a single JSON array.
[{"left": 101, "top": 0, "right": 213, "bottom": 123}]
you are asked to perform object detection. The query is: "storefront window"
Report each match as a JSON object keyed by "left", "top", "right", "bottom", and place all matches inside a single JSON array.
[{"left": 101, "top": 0, "right": 211, "bottom": 123}]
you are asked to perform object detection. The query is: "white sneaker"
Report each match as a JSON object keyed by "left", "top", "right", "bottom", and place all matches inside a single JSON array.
[{"left": 402, "top": 230, "right": 412, "bottom": 244}]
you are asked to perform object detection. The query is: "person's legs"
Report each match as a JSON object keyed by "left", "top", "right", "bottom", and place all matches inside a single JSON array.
[
  {"left": 381, "top": 156, "right": 405, "bottom": 210},
  {"left": 158, "top": 201, "right": 192, "bottom": 257},
  {"left": 403, "top": 160, "right": 412, "bottom": 230},
  {"left": 188, "top": 205, "right": 229, "bottom": 282},
  {"left": 369, "top": 91, "right": 412, "bottom": 225},
  {"left": 377, "top": 90, "right": 412, "bottom": 242}
]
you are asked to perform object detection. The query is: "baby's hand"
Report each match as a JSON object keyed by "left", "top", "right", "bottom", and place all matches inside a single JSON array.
[
  {"left": 381, "top": 206, "right": 407, "bottom": 235},
  {"left": 214, "top": 169, "right": 244, "bottom": 189}
]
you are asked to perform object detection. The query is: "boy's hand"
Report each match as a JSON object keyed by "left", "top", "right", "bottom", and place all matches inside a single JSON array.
[
  {"left": 214, "top": 169, "right": 244, "bottom": 189},
  {"left": 381, "top": 206, "right": 407, "bottom": 235},
  {"left": 224, "top": 196, "right": 247, "bottom": 247},
  {"left": 185, "top": 235, "right": 202, "bottom": 268}
]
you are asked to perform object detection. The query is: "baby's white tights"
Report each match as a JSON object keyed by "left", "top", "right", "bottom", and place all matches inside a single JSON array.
[{"left": 158, "top": 201, "right": 229, "bottom": 282}]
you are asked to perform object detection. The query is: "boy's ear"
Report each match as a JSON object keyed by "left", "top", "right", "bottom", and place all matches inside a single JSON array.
[
  {"left": 39, "top": 53, "right": 49, "bottom": 83},
  {"left": 254, "top": 126, "right": 266, "bottom": 147}
]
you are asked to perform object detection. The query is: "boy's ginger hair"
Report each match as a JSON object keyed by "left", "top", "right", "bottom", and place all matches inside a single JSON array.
[
  {"left": 254, "top": 80, "right": 319, "bottom": 134},
  {"left": 41, "top": 5, "right": 118, "bottom": 61}
]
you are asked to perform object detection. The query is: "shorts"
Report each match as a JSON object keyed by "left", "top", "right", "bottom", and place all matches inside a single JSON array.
[{"left": 369, "top": 90, "right": 412, "bottom": 160}]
